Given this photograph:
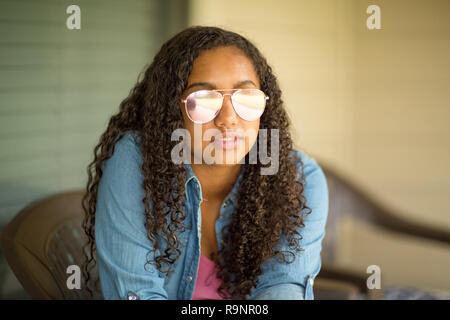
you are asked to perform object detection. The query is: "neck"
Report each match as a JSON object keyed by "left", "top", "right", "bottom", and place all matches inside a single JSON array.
[{"left": 190, "top": 163, "right": 242, "bottom": 202}]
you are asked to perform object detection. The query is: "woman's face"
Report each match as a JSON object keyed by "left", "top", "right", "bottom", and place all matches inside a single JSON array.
[{"left": 179, "top": 46, "right": 261, "bottom": 166}]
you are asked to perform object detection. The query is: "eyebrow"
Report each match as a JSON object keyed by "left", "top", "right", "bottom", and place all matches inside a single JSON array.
[{"left": 186, "top": 80, "right": 257, "bottom": 91}]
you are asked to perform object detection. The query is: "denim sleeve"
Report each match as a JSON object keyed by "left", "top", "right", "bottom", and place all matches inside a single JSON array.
[
  {"left": 95, "top": 133, "right": 168, "bottom": 300},
  {"left": 247, "top": 152, "right": 329, "bottom": 300}
]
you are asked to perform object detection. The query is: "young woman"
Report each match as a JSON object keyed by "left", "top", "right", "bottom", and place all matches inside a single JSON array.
[{"left": 82, "top": 26, "right": 328, "bottom": 300}]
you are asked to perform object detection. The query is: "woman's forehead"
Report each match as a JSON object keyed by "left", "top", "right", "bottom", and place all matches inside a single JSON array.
[{"left": 188, "top": 47, "right": 259, "bottom": 88}]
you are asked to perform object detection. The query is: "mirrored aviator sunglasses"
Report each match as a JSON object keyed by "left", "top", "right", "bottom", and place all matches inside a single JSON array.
[{"left": 181, "top": 89, "right": 269, "bottom": 124}]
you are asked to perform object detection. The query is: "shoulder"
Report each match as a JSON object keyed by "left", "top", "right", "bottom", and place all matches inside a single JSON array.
[
  {"left": 96, "top": 131, "right": 149, "bottom": 233},
  {"left": 101, "top": 130, "right": 142, "bottom": 172},
  {"left": 289, "top": 148, "right": 329, "bottom": 216},
  {"left": 112, "top": 130, "right": 141, "bottom": 159},
  {"left": 289, "top": 148, "right": 327, "bottom": 186},
  {"left": 99, "top": 131, "right": 144, "bottom": 200}
]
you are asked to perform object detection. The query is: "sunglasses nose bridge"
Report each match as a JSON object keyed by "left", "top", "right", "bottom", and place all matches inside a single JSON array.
[
  {"left": 218, "top": 92, "right": 234, "bottom": 108},
  {"left": 220, "top": 92, "right": 233, "bottom": 103},
  {"left": 215, "top": 92, "right": 238, "bottom": 121}
]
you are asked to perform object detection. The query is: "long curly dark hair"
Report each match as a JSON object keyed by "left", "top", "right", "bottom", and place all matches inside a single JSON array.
[{"left": 81, "top": 25, "right": 311, "bottom": 300}]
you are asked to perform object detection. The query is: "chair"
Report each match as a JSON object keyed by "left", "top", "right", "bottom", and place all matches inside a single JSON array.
[
  {"left": 0, "top": 191, "right": 101, "bottom": 299},
  {"left": 2, "top": 164, "right": 448, "bottom": 299},
  {"left": 316, "top": 162, "right": 450, "bottom": 299}
]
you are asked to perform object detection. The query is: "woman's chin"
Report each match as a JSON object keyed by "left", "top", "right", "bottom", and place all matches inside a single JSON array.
[{"left": 197, "top": 152, "right": 243, "bottom": 166}]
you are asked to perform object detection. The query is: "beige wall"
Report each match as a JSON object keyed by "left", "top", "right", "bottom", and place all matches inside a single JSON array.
[{"left": 189, "top": 0, "right": 450, "bottom": 290}]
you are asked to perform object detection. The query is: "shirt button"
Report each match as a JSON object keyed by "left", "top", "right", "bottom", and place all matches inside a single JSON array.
[
  {"left": 309, "top": 278, "right": 314, "bottom": 285},
  {"left": 187, "top": 275, "right": 193, "bottom": 282},
  {"left": 223, "top": 202, "right": 228, "bottom": 208},
  {"left": 127, "top": 291, "right": 139, "bottom": 300}
]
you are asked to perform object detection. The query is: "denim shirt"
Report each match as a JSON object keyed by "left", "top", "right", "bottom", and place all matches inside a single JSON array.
[{"left": 95, "top": 131, "right": 329, "bottom": 300}]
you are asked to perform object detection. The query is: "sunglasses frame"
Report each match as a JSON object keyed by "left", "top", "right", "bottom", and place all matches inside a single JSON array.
[{"left": 180, "top": 88, "right": 269, "bottom": 124}]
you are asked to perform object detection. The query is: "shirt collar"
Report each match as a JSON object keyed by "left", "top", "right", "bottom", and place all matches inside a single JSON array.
[{"left": 184, "top": 163, "right": 246, "bottom": 205}]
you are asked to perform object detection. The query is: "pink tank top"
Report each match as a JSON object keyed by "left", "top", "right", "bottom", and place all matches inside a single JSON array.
[{"left": 192, "top": 253, "right": 230, "bottom": 300}]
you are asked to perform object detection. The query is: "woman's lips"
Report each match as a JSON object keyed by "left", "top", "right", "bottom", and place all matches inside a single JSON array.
[{"left": 212, "top": 135, "right": 244, "bottom": 150}]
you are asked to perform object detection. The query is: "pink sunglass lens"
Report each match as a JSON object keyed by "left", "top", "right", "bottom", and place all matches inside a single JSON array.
[
  {"left": 186, "top": 91, "right": 222, "bottom": 123},
  {"left": 232, "top": 90, "right": 266, "bottom": 121}
]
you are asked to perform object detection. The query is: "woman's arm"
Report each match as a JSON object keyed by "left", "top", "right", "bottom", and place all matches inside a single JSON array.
[
  {"left": 247, "top": 151, "right": 329, "bottom": 300},
  {"left": 95, "top": 132, "right": 168, "bottom": 300}
]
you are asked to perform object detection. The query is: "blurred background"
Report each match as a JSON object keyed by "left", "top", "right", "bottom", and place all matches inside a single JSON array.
[{"left": 0, "top": 0, "right": 449, "bottom": 299}]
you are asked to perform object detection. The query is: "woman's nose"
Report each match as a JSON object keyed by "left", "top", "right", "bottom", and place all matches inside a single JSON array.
[{"left": 214, "top": 94, "right": 238, "bottom": 127}]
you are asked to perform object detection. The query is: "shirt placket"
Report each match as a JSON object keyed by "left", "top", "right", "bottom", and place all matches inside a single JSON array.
[{"left": 183, "top": 179, "right": 203, "bottom": 299}]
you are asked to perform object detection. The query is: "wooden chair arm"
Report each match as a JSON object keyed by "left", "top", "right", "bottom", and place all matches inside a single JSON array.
[
  {"left": 314, "top": 277, "right": 360, "bottom": 300},
  {"left": 318, "top": 264, "right": 383, "bottom": 299}
]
